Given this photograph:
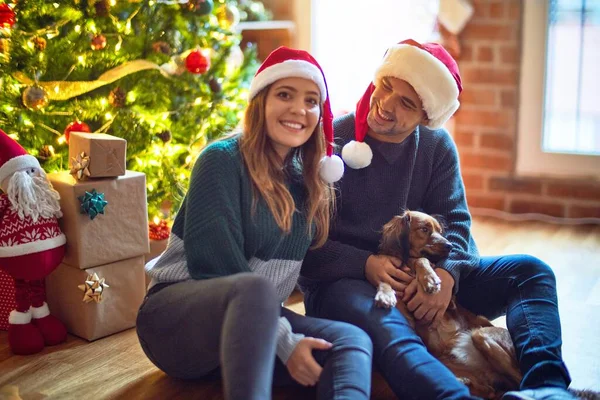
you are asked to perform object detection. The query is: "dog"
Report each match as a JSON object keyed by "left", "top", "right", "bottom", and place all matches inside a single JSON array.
[{"left": 374, "top": 210, "right": 522, "bottom": 400}]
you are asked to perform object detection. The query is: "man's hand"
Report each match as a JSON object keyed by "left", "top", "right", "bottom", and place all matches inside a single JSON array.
[
  {"left": 402, "top": 268, "right": 454, "bottom": 327},
  {"left": 365, "top": 254, "right": 413, "bottom": 292},
  {"left": 286, "top": 337, "right": 332, "bottom": 386}
]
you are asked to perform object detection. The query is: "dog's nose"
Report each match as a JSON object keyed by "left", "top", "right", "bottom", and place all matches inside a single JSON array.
[{"left": 444, "top": 243, "right": 453, "bottom": 251}]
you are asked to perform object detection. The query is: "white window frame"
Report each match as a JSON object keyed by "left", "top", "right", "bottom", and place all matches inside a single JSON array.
[{"left": 517, "top": 0, "right": 600, "bottom": 180}]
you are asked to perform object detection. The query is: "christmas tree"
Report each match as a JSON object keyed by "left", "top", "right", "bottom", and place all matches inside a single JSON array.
[{"left": 0, "top": 0, "right": 259, "bottom": 228}]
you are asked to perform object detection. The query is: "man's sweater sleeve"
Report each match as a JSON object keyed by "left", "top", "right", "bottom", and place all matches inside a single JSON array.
[
  {"left": 422, "top": 133, "right": 480, "bottom": 293},
  {"left": 301, "top": 238, "right": 372, "bottom": 281},
  {"left": 183, "top": 144, "right": 251, "bottom": 279}
]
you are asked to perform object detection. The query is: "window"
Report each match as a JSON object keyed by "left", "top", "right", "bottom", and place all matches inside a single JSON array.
[
  {"left": 517, "top": 0, "right": 600, "bottom": 179},
  {"left": 311, "top": 0, "right": 440, "bottom": 114}
]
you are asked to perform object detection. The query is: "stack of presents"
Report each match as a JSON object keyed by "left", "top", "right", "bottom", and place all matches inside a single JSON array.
[{"left": 0, "top": 131, "right": 150, "bottom": 345}]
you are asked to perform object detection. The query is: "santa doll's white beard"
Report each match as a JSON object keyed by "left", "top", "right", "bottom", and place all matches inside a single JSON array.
[{"left": 7, "top": 170, "right": 63, "bottom": 222}]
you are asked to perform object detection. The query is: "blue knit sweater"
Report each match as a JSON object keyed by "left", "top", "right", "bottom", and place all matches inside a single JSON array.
[
  {"left": 146, "top": 136, "right": 310, "bottom": 362},
  {"left": 299, "top": 113, "right": 480, "bottom": 293}
]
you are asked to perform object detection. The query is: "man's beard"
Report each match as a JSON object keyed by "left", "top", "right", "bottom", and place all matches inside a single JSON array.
[{"left": 7, "top": 170, "right": 63, "bottom": 222}]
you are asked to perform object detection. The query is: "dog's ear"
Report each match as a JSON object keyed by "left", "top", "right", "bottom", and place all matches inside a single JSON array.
[
  {"left": 399, "top": 212, "right": 411, "bottom": 262},
  {"left": 431, "top": 214, "right": 448, "bottom": 233}
]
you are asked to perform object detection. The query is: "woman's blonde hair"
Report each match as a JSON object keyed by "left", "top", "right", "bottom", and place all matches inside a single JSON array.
[{"left": 240, "top": 85, "right": 334, "bottom": 248}]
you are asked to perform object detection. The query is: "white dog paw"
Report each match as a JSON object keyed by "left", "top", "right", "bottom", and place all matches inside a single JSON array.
[
  {"left": 375, "top": 283, "right": 397, "bottom": 308},
  {"left": 421, "top": 273, "right": 442, "bottom": 294}
]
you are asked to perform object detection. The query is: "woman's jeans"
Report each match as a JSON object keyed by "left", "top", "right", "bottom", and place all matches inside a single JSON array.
[
  {"left": 303, "top": 254, "right": 571, "bottom": 400},
  {"left": 136, "top": 273, "right": 373, "bottom": 400}
]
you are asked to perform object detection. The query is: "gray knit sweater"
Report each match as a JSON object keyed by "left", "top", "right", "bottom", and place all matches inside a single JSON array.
[{"left": 299, "top": 112, "right": 480, "bottom": 293}]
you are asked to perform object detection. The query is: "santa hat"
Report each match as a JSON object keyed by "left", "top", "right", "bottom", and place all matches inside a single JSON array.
[
  {"left": 342, "top": 39, "right": 463, "bottom": 169},
  {"left": 0, "top": 129, "right": 41, "bottom": 187},
  {"left": 248, "top": 46, "right": 344, "bottom": 183}
]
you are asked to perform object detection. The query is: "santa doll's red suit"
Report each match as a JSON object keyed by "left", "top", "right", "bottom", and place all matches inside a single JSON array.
[{"left": 0, "top": 129, "right": 67, "bottom": 354}]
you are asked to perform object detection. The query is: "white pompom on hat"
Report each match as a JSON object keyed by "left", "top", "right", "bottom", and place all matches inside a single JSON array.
[
  {"left": 249, "top": 46, "right": 344, "bottom": 183},
  {"left": 342, "top": 39, "right": 463, "bottom": 170}
]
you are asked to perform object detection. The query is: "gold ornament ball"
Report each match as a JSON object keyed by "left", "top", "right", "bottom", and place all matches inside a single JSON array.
[
  {"left": 217, "top": 4, "right": 240, "bottom": 29},
  {"left": 32, "top": 36, "right": 47, "bottom": 51},
  {"left": 22, "top": 86, "right": 49, "bottom": 110}
]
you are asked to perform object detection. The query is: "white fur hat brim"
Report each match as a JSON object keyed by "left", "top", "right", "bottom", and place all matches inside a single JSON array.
[
  {"left": 0, "top": 154, "right": 41, "bottom": 187},
  {"left": 249, "top": 59, "right": 327, "bottom": 101},
  {"left": 374, "top": 44, "right": 459, "bottom": 130}
]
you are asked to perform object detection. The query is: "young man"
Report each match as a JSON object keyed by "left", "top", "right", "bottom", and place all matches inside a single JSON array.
[{"left": 299, "top": 39, "right": 575, "bottom": 400}]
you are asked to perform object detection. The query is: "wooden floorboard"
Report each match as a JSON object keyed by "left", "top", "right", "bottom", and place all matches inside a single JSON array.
[{"left": 0, "top": 216, "right": 599, "bottom": 399}]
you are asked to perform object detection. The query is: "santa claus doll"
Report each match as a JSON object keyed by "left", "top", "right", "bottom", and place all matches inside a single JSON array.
[{"left": 0, "top": 129, "right": 67, "bottom": 355}]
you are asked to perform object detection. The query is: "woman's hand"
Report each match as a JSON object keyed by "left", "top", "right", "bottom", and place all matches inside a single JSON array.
[
  {"left": 365, "top": 255, "right": 413, "bottom": 292},
  {"left": 401, "top": 268, "right": 454, "bottom": 327},
  {"left": 286, "top": 337, "right": 332, "bottom": 386}
]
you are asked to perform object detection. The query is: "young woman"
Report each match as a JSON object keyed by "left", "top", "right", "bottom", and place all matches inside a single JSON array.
[{"left": 137, "top": 47, "right": 372, "bottom": 400}]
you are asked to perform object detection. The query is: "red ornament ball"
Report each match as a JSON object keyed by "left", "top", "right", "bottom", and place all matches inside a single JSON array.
[
  {"left": 185, "top": 50, "right": 210, "bottom": 74},
  {"left": 64, "top": 120, "right": 91, "bottom": 143},
  {"left": 0, "top": 4, "right": 16, "bottom": 28}
]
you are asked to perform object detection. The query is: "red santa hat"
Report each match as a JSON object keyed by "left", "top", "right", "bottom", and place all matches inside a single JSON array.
[
  {"left": 248, "top": 46, "right": 344, "bottom": 183},
  {"left": 0, "top": 129, "right": 41, "bottom": 188},
  {"left": 342, "top": 39, "right": 463, "bottom": 169}
]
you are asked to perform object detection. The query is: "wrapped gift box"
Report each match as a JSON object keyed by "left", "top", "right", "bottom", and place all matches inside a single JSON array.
[
  {"left": 0, "top": 269, "right": 16, "bottom": 331},
  {"left": 69, "top": 132, "right": 127, "bottom": 178},
  {"left": 48, "top": 171, "right": 150, "bottom": 269},
  {"left": 45, "top": 256, "right": 146, "bottom": 341}
]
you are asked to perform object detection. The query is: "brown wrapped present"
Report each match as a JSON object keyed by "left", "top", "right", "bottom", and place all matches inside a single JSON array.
[
  {"left": 69, "top": 132, "right": 126, "bottom": 179},
  {"left": 45, "top": 256, "right": 146, "bottom": 341},
  {"left": 48, "top": 171, "right": 150, "bottom": 269}
]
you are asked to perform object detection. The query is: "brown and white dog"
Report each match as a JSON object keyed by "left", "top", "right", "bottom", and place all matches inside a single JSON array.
[{"left": 374, "top": 210, "right": 521, "bottom": 400}]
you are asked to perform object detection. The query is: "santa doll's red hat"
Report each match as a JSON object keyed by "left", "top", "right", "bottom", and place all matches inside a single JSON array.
[{"left": 0, "top": 129, "right": 41, "bottom": 186}]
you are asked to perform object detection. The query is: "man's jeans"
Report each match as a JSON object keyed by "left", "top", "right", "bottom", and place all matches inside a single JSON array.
[{"left": 303, "top": 254, "right": 571, "bottom": 400}]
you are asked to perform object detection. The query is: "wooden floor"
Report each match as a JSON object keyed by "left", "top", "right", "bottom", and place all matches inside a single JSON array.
[{"left": 1, "top": 216, "right": 599, "bottom": 399}]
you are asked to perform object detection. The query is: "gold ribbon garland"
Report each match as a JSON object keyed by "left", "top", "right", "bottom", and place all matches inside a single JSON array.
[{"left": 14, "top": 60, "right": 168, "bottom": 101}]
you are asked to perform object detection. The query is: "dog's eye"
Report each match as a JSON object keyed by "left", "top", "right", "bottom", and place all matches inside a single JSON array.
[{"left": 420, "top": 227, "right": 429, "bottom": 234}]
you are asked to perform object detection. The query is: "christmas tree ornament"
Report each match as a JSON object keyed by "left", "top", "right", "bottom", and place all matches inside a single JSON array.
[
  {"left": 183, "top": 0, "right": 213, "bottom": 16},
  {"left": 157, "top": 130, "right": 172, "bottom": 143},
  {"left": 225, "top": 44, "right": 244, "bottom": 72},
  {"left": 38, "top": 145, "right": 55, "bottom": 161},
  {"left": 91, "top": 34, "right": 107, "bottom": 51},
  {"left": 78, "top": 273, "right": 109, "bottom": 303},
  {"left": 22, "top": 86, "right": 49, "bottom": 110},
  {"left": 185, "top": 49, "right": 210, "bottom": 74},
  {"left": 108, "top": 87, "right": 126, "bottom": 108},
  {"left": 152, "top": 41, "right": 171, "bottom": 55},
  {"left": 70, "top": 152, "right": 91, "bottom": 180},
  {"left": 64, "top": 120, "right": 91, "bottom": 143},
  {"left": 149, "top": 219, "right": 170, "bottom": 241},
  {"left": 32, "top": 37, "right": 47, "bottom": 52},
  {"left": 94, "top": 0, "right": 110, "bottom": 17},
  {"left": 209, "top": 77, "right": 222, "bottom": 94},
  {"left": 0, "top": 3, "right": 15, "bottom": 28},
  {"left": 78, "top": 189, "right": 108, "bottom": 220},
  {"left": 216, "top": 3, "right": 240, "bottom": 29}
]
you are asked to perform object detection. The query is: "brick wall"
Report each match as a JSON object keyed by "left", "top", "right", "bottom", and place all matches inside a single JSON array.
[{"left": 454, "top": 0, "right": 600, "bottom": 219}]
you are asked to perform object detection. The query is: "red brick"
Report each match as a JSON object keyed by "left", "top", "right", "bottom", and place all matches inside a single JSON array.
[
  {"left": 454, "top": 109, "right": 512, "bottom": 129},
  {"left": 546, "top": 183, "right": 600, "bottom": 201},
  {"left": 463, "top": 23, "right": 515, "bottom": 41},
  {"left": 509, "top": 200, "right": 565, "bottom": 218},
  {"left": 568, "top": 204, "right": 600, "bottom": 219},
  {"left": 500, "top": 45, "right": 519, "bottom": 64},
  {"left": 460, "top": 88, "right": 497, "bottom": 106},
  {"left": 462, "top": 173, "right": 485, "bottom": 190},
  {"left": 467, "top": 194, "right": 506, "bottom": 210},
  {"left": 477, "top": 45, "right": 494, "bottom": 62},
  {"left": 461, "top": 66, "right": 519, "bottom": 85},
  {"left": 454, "top": 130, "right": 475, "bottom": 147},
  {"left": 489, "top": 2, "right": 506, "bottom": 19},
  {"left": 460, "top": 153, "right": 512, "bottom": 171},
  {"left": 472, "top": 1, "right": 489, "bottom": 19},
  {"left": 461, "top": 44, "right": 474, "bottom": 62},
  {"left": 508, "top": 1, "right": 522, "bottom": 20},
  {"left": 500, "top": 90, "right": 517, "bottom": 107},
  {"left": 488, "top": 177, "right": 542, "bottom": 195},
  {"left": 480, "top": 133, "right": 514, "bottom": 151}
]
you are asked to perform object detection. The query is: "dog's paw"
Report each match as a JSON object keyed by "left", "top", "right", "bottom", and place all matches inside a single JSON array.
[
  {"left": 374, "top": 283, "right": 397, "bottom": 308},
  {"left": 419, "top": 273, "right": 442, "bottom": 294}
]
